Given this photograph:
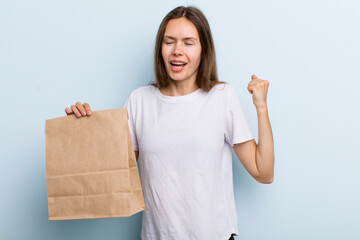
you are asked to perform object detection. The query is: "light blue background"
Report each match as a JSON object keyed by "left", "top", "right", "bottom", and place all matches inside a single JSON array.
[{"left": 1, "top": 0, "right": 359, "bottom": 239}]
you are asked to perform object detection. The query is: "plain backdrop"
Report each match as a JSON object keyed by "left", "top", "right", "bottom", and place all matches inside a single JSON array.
[{"left": 1, "top": 0, "right": 359, "bottom": 239}]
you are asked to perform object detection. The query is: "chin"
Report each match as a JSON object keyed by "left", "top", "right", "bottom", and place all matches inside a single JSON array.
[
  {"left": 169, "top": 77, "right": 184, "bottom": 81},
  {"left": 168, "top": 74, "right": 186, "bottom": 82}
]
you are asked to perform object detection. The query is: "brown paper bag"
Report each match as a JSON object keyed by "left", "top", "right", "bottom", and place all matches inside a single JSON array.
[{"left": 45, "top": 108, "right": 145, "bottom": 220}]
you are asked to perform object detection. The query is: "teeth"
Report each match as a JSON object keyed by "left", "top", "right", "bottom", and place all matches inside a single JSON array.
[{"left": 171, "top": 62, "right": 186, "bottom": 66}]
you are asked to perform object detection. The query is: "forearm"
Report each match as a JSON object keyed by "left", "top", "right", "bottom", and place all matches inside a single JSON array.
[{"left": 255, "top": 105, "right": 275, "bottom": 182}]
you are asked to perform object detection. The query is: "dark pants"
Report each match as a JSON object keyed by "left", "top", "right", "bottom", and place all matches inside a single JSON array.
[{"left": 228, "top": 233, "right": 236, "bottom": 240}]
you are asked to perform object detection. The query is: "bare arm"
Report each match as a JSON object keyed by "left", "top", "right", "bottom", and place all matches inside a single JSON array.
[
  {"left": 233, "top": 75, "right": 274, "bottom": 183},
  {"left": 233, "top": 106, "right": 274, "bottom": 183}
]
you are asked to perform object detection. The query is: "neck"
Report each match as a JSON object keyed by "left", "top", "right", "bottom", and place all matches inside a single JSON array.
[{"left": 161, "top": 80, "right": 199, "bottom": 97}]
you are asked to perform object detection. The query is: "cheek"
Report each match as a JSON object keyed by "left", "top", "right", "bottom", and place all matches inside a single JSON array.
[
  {"left": 189, "top": 50, "right": 202, "bottom": 67},
  {"left": 161, "top": 45, "right": 171, "bottom": 60}
]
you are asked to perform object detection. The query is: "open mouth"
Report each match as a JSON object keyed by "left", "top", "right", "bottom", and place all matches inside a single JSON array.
[{"left": 170, "top": 62, "right": 187, "bottom": 67}]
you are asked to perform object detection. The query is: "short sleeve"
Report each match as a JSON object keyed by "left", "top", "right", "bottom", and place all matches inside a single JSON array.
[
  {"left": 123, "top": 93, "right": 139, "bottom": 151},
  {"left": 224, "top": 85, "right": 254, "bottom": 148}
]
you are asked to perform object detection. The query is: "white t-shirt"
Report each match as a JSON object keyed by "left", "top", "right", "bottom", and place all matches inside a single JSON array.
[{"left": 123, "top": 83, "right": 254, "bottom": 240}]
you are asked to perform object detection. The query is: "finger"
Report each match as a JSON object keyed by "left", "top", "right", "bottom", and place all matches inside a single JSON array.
[
  {"left": 256, "top": 80, "right": 269, "bottom": 89},
  {"left": 251, "top": 74, "right": 258, "bottom": 80},
  {"left": 71, "top": 105, "right": 82, "bottom": 118},
  {"left": 75, "top": 102, "right": 87, "bottom": 116},
  {"left": 65, "top": 107, "right": 73, "bottom": 115},
  {"left": 249, "top": 80, "right": 268, "bottom": 88},
  {"left": 248, "top": 78, "right": 262, "bottom": 85},
  {"left": 248, "top": 80, "right": 260, "bottom": 87},
  {"left": 83, "top": 103, "right": 92, "bottom": 116},
  {"left": 247, "top": 86, "right": 254, "bottom": 94},
  {"left": 248, "top": 81, "right": 256, "bottom": 86}
]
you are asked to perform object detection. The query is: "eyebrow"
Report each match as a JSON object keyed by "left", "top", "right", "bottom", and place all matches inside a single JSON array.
[{"left": 163, "top": 35, "right": 198, "bottom": 41}]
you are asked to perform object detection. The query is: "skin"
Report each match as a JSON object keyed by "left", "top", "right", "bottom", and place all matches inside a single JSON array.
[
  {"left": 65, "top": 18, "right": 274, "bottom": 184},
  {"left": 160, "top": 17, "right": 202, "bottom": 96},
  {"left": 233, "top": 74, "right": 274, "bottom": 183}
]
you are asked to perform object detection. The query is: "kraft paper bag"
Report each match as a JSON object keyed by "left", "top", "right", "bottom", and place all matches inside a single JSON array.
[{"left": 45, "top": 108, "right": 145, "bottom": 220}]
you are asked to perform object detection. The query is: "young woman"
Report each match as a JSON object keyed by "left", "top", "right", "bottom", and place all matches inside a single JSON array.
[{"left": 65, "top": 6, "right": 274, "bottom": 240}]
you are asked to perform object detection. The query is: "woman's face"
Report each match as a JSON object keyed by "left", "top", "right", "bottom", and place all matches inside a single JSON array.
[{"left": 161, "top": 17, "right": 202, "bottom": 85}]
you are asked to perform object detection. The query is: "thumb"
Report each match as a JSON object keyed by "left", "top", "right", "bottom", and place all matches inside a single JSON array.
[{"left": 251, "top": 74, "right": 258, "bottom": 80}]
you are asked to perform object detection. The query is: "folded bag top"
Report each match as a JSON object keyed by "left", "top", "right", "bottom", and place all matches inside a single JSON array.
[{"left": 45, "top": 108, "right": 145, "bottom": 220}]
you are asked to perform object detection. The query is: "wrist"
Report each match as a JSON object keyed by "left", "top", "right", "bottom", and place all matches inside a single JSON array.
[{"left": 255, "top": 103, "right": 268, "bottom": 111}]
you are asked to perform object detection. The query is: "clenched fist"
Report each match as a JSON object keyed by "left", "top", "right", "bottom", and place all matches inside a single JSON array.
[{"left": 247, "top": 74, "right": 269, "bottom": 109}]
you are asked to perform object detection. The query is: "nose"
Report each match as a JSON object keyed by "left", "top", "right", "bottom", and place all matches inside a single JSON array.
[{"left": 173, "top": 43, "right": 183, "bottom": 56}]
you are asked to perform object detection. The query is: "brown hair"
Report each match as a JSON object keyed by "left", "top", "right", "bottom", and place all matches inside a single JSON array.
[{"left": 149, "top": 6, "right": 226, "bottom": 92}]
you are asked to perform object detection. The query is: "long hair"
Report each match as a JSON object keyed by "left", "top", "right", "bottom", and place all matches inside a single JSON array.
[{"left": 150, "top": 6, "right": 226, "bottom": 92}]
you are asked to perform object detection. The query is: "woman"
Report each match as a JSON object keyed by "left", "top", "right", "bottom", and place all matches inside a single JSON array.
[{"left": 65, "top": 6, "right": 274, "bottom": 240}]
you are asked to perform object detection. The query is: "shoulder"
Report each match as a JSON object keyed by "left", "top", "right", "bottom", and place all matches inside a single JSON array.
[
  {"left": 209, "top": 83, "right": 242, "bottom": 108},
  {"left": 210, "top": 82, "right": 237, "bottom": 95},
  {"left": 128, "top": 85, "right": 155, "bottom": 100}
]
